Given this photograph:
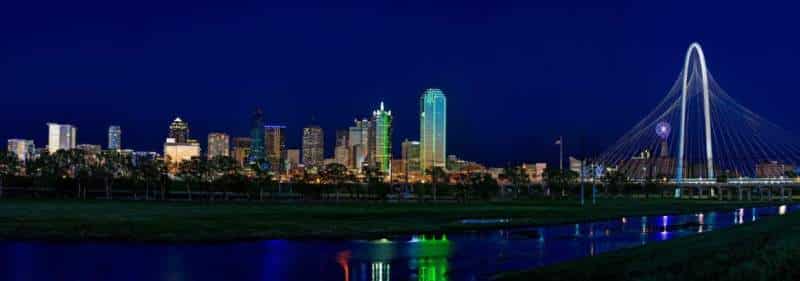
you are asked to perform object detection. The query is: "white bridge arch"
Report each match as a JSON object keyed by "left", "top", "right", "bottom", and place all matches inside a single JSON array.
[
  {"left": 596, "top": 42, "right": 800, "bottom": 186},
  {"left": 677, "top": 42, "right": 714, "bottom": 182}
]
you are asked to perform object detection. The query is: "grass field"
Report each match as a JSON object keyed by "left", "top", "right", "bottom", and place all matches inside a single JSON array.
[
  {"left": 0, "top": 199, "right": 775, "bottom": 242},
  {"left": 495, "top": 207, "right": 800, "bottom": 281}
]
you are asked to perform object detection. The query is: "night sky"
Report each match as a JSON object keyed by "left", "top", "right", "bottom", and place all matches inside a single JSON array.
[{"left": 2, "top": 0, "right": 800, "bottom": 166}]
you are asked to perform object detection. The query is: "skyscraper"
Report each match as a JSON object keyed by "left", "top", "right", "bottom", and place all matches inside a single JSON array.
[
  {"left": 164, "top": 117, "right": 200, "bottom": 171},
  {"left": 286, "top": 149, "right": 301, "bottom": 171},
  {"left": 168, "top": 118, "right": 189, "bottom": 143},
  {"left": 371, "top": 102, "right": 392, "bottom": 174},
  {"left": 7, "top": 139, "right": 34, "bottom": 162},
  {"left": 348, "top": 119, "right": 370, "bottom": 169},
  {"left": 248, "top": 109, "right": 266, "bottom": 166},
  {"left": 232, "top": 137, "right": 252, "bottom": 167},
  {"left": 207, "top": 132, "right": 230, "bottom": 159},
  {"left": 420, "top": 88, "right": 447, "bottom": 171},
  {"left": 108, "top": 125, "right": 121, "bottom": 150},
  {"left": 265, "top": 125, "right": 287, "bottom": 173},
  {"left": 335, "top": 129, "right": 349, "bottom": 147},
  {"left": 47, "top": 123, "right": 77, "bottom": 154},
  {"left": 402, "top": 139, "right": 421, "bottom": 174},
  {"left": 302, "top": 125, "right": 324, "bottom": 167},
  {"left": 164, "top": 139, "right": 201, "bottom": 169},
  {"left": 334, "top": 130, "right": 350, "bottom": 167}
]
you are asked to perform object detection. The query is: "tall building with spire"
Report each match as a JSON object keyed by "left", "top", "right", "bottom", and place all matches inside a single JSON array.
[
  {"left": 420, "top": 88, "right": 447, "bottom": 172},
  {"left": 371, "top": 102, "right": 392, "bottom": 174},
  {"left": 248, "top": 108, "right": 266, "bottom": 166},
  {"left": 168, "top": 118, "right": 189, "bottom": 144},
  {"left": 164, "top": 117, "right": 200, "bottom": 170}
]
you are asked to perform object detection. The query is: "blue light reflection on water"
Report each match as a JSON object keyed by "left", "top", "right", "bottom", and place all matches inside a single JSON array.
[{"left": 0, "top": 204, "right": 796, "bottom": 281}]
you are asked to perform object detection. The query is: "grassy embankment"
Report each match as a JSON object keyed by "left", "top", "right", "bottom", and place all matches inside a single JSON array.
[
  {"left": 496, "top": 206, "right": 800, "bottom": 281},
  {"left": 0, "top": 199, "right": 774, "bottom": 242}
]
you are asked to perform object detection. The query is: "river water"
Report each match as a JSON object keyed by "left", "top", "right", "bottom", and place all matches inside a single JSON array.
[{"left": 1, "top": 204, "right": 795, "bottom": 281}]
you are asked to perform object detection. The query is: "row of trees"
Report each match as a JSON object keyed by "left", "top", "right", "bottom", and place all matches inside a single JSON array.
[
  {"left": 0, "top": 149, "right": 678, "bottom": 202},
  {"left": 0, "top": 149, "right": 168, "bottom": 200}
]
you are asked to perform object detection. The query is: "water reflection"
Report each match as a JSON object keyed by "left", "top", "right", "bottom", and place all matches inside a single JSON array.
[
  {"left": 659, "top": 215, "right": 670, "bottom": 240},
  {"left": 337, "top": 251, "right": 351, "bottom": 281},
  {"left": 414, "top": 257, "right": 448, "bottom": 281},
  {"left": 371, "top": 262, "right": 390, "bottom": 281},
  {"left": 734, "top": 208, "right": 745, "bottom": 225},
  {"left": 0, "top": 205, "right": 797, "bottom": 281},
  {"left": 697, "top": 213, "right": 705, "bottom": 233},
  {"left": 409, "top": 235, "right": 451, "bottom": 281}
]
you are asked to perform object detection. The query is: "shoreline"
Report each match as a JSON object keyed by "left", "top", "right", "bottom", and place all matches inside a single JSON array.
[
  {"left": 493, "top": 207, "right": 800, "bottom": 281},
  {"left": 0, "top": 199, "right": 783, "bottom": 244}
]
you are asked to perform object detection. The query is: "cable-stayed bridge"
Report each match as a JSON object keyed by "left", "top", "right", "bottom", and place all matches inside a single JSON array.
[{"left": 596, "top": 43, "right": 800, "bottom": 197}]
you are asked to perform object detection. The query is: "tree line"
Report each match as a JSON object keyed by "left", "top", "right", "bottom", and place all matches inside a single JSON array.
[{"left": 0, "top": 149, "right": 683, "bottom": 202}]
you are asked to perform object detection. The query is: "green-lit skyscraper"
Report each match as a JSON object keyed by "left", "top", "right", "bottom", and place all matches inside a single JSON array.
[
  {"left": 420, "top": 88, "right": 446, "bottom": 172},
  {"left": 371, "top": 102, "right": 392, "bottom": 174}
]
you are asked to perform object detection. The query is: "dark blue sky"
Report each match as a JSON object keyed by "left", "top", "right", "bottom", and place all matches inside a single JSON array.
[{"left": 2, "top": 0, "right": 800, "bottom": 166}]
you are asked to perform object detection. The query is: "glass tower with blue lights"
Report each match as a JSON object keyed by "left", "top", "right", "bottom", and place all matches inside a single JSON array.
[
  {"left": 420, "top": 88, "right": 446, "bottom": 172},
  {"left": 108, "top": 125, "right": 121, "bottom": 150}
]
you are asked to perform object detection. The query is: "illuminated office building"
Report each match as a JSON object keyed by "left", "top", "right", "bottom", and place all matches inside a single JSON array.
[
  {"left": 164, "top": 117, "right": 200, "bottom": 169},
  {"left": 420, "top": 88, "right": 446, "bottom": 171},
  {"left": 207, "top": 132, "right": 230, "bottom": 158},
  {"left": 265, "top": 125, "right": 287, "bottom": 173},
  {"left": 348, "top": 118, "right": 371, "bottom": 169},
  {"left": 334, "top": 130, "right": 349, "bottom": 166},
  {"left": 336, "top": 129, "right": 348, "bottom": 147},
  {"left": 164, "top": 139, "right": 200, "bottom": 168},
  {"left": 232, "top": 137, "right": 252, "bottom": 167},
  {"left": 168, "top": 118, "right": 189, "bottom": 144},
  {"left": 76, "top": 144, "right": 102, "bottom": 155},
  {"left": 286, "top": 149, "right": 301, "bottom": 171},
  {"left": 7, "top": 139, "right": 34, "bottom": 162},
  {"left": 47, "top": 123, "right": 77, "bottom": 154},
  {"left": 371, "top": 102, "right": 392, "bottom": 174},
  {"left": 402, "top": 139, "right": 421, "bottom": 181},
  {"left": 108, "top": 125, "right": 121, "bottom": 150},
  {"left": 335, "top": 146, "right": 349, "bottom": 166},
  {"left": 302, "top": 125, "right": 324, "bottom": 167}
]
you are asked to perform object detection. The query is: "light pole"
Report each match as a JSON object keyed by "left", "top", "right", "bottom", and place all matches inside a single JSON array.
[
  {"left": 558, "top": 136, "right": 564, "bottom": 171},
  {"left": 580, "top": 160, "right": 585, "bottom": 206}
]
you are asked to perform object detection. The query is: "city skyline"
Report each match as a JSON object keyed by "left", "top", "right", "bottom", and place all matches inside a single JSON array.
[
  {"left": 4, "top": 2, "right": 800, "bottom": 281},
  {"left": 13, "top": 90, "right": 455, "bottom": 164},
  {"left": 5, "top": 2, "right": 800, "bottom": 167}
]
